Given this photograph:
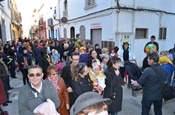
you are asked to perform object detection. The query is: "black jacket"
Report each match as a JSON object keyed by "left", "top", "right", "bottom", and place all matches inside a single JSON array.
[
  {"left": 72, "top": 76, "right": 93, "bottom": 99},
  {"left": 104, "top": 67, "right": 123, "bottom": 112}
]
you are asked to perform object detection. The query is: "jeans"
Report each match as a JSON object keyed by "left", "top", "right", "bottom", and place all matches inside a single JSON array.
[
  {"left": 109, "top": 111, "right": 118, "bottom": 115},
  {"left": 141, "top": 99, "right": 162, "bottom": 115}
]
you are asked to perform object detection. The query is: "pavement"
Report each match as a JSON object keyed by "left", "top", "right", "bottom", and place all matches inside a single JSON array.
[{"left": 2, "top": 71, "right": 175, "bottom": 115}]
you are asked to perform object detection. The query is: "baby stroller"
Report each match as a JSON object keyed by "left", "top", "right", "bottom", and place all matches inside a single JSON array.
[{"left": 124, "top": 60, "right": 142, "bottom": 96}]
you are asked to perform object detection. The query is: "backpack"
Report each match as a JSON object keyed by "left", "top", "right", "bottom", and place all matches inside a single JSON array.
[{"left": 124, "top": 61, "right": 142, "bottom": 80}]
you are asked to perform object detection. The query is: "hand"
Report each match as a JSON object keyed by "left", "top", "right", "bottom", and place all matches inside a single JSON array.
[
  {"left": 67, "top": 87, "right": 73, "bottom": 92},
  {"left": 97, "top": 86, "right": 103, "bottom": 95},
  {"left": 66, "top": 104, "right": 69, "bottom": 110}
]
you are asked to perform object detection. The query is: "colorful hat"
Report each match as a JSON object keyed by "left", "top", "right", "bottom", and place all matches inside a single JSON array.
[{"left": 91, "top": 59, "right": 101, "bottom": 70}]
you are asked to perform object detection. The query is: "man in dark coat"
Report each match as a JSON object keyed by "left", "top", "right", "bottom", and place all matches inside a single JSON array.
[{"left": 132, "top": 52, "right": 167, "bottom": 115}]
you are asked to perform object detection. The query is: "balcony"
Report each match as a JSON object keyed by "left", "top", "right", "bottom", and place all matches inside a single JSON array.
[{"left": 11, "top": 8, "right": 21, "bottom": 27}]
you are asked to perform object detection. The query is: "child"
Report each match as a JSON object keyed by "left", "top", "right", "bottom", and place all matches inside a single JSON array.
[
  {"left": 51, "top": 49, "right": 60, "bottom": 64},
  {"left": 100, "top": 54, "right": 109, "bottom": 73},
  {"left": 51, "top": 49, "right": 63, "bottom": 72},
  {"left": 89, "top": 59, "right": 106, "bottom": 93}
]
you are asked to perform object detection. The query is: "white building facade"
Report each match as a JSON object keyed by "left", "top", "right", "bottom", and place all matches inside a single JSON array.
[
  {"left": 51, "top": 0, "right": 175, "bottom": 66},
  {"left": 0, "top": 0, "right": 12, "bottom": 45}
]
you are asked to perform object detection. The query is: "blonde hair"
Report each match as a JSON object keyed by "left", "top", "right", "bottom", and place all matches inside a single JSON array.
[
  {"left": 102, "top": 47, "right": 109, "bottom": 54},
  {"left": 78, "top": 102, "right": 108, "bottom": 115},
  {"left": 160, "top": 51, "right": 168, "bottom": 56}
]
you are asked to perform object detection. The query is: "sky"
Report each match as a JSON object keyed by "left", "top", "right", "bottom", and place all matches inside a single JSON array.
[
  {"left": 15, "top": 0, "right": 42, "bottom": 36},
  {"left": 15, "top": 0, "right": 57, "bottom": 37}
]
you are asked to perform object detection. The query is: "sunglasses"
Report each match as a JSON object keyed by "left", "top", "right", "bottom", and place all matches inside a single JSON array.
[{"left": 28, "top": 73, "right": 42, "bottom": 77}]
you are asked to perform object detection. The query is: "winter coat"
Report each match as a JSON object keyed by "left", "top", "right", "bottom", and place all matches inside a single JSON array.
[
  {"left": 79, "top": 53, "right": 89, "bottom": 64},
  {"left": 0, "top": 79, "right": 7, "bottom": 104},
  {"left": 71, "top": 76, "right": 93, "bottom": 99},
  {"left": 0, "top": 61, "right": 8, "bottom": 81},
  {"left": 17, "top": 53, "right": 32, "bottom": 71},
  {"left": 103, "top": 67, "right": 123, "bottom": 112},
  {"left": 56, "top": 77, "right": 69, "bottom": 115}
]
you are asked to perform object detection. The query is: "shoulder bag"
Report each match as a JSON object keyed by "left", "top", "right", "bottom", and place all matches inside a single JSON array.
[
  {"left": 28, "top": 83, "right": 46, "bottom": 102},
  {"left": 151, "top": 66, "right": 175, "bottom": 101}
]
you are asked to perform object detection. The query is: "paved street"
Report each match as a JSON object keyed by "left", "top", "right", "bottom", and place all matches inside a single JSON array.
[{"left": 3, "top": 71, "right": 175, "bottom": 115}]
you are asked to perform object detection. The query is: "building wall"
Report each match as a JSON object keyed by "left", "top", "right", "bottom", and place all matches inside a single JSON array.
[
  {"left": 55, "top": 0, "right": 175, "bottom": 66},
  {"left": 0, "top": 0, "right": 12, "bottom": 44}
]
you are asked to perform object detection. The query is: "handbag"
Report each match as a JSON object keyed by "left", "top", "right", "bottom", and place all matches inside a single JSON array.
[{"left": 151, "top": 66, "right": 175, "bottom": 101}]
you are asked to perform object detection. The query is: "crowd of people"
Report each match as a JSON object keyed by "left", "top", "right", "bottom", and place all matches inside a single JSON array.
[{"left": 0, "top": 34, "right": 175, "bottom": 115}]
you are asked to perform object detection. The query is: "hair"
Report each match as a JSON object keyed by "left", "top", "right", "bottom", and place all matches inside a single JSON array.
[
  {"left": 160, "top": 51, "right": 168, "bottom": 56},
  {"left": 71, "top": 63, "right": 86, "bottom": 82},
  {"left": 89, "top": 49, "right": 97, "bottom": 56},
  {"left": 147, "top": 52, "right": 159, "bottom": 63},
  {"left": 47, "top": 65, "right": 59, "bottom": 76},
  {"left": 76, "top": 34, "right": 80, "bottom": 38},
  {"left": 107, "top": 56, "right": 121, "bottom": 68},
  {"left": 101, "top": 47, "right": 109, "bottom": 54},
  {"left": 71, "top": 52, "right": 80, "bottom": 59},
  {"left": 151, "top": 35, "right": 156, "bottom": 39},
  {"left": 122, "top": 42, "right": 129, "bottom": 50},
  {"left": 78, "top": 102, "right": 108, "bottom": 115},
  {"left": 28, "top": 65, "right": 43, "bottom": 73}
]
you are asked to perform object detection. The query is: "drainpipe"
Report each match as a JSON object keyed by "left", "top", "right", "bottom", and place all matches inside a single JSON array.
[
  {"left": 131, "top": 0, "right": 136, "bottom": 51},
  {"left": 116, "top": 0, "right": 120, "bottom": 46}
]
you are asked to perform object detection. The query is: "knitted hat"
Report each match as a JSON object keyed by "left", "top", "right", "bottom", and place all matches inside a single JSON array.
[
  {"left": 91, "top": 59, "right": 101, "bottom": 70},
  {"left": 70, "top": 92, "right": 111, "bottom": 115}
]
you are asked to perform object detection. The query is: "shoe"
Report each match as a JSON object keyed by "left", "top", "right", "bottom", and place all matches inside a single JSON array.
[
  {"left": 3, "top": 103, "right": 8, "bottom": 106},
  {"left": 7, "top": 100, "right": 12, "bottom": 103}
]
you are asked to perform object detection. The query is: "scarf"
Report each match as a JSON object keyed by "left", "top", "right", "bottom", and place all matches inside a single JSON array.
[{"left": 48, "top": 76, "right": 60, "bottom": 93}]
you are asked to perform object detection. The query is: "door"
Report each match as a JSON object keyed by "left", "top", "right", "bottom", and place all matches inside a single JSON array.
[{"left": 91, "top": 29, "right": 102, "bottom": 48}]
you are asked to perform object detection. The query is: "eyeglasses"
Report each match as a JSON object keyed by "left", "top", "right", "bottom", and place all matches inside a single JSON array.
[{"left": 28, "top": 73, "right": 42, "bottom": 77}]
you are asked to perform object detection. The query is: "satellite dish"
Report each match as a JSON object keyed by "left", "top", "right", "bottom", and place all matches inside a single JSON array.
[{"left": 61, "top": 17, "right": 68, "bottom": 24}]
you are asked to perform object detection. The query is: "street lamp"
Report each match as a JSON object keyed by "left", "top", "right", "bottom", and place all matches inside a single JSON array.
[
  {"left": 53, "top": 6, "right": 61, "bottom": 23},
  {"left": 53, "top": 7, "right": 68, "bottom": 24}
]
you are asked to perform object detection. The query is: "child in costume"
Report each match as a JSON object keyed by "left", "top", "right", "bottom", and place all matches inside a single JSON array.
[{"left": 89, "top": 59, "right": 106, "bottom": 93}]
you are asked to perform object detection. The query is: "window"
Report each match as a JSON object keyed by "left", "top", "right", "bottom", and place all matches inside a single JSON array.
[
  {"left": 135, "top": 28, "right": 148, "bottom": 39},
  {"left": 80, "top": 25, "right": 85, "bottom": 39},
  {"left": 64, "top": 28, "right": 67, "bottom": 38},
  {"left": 70, "top": 27, "right": 75, "bottom": 38},
  {"left": 85, "top": 0, "right": 96, "bottom": 9},
  {"left": 159, "top": 28, "right": 166, "bottom": 40}
]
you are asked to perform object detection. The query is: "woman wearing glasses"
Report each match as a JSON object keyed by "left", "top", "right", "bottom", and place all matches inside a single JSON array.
[
  {"left": 71, "top": 63, "right": 93, "bottom": 99},
  {"left": 47, "top": 65, "right": 69, "bottom": 115}
]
